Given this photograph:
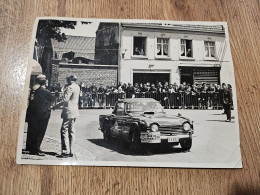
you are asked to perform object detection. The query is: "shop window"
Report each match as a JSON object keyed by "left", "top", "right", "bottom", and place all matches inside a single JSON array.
[
  {"left": 133, "top": 37, "right": 146, "bottom": 56},
  {"left": 156, "top": 38, "right": 169, "bottom": 56},
  {"left": 180, "top": 39, "right": 192, "bottom": 57},
  {"left": 204, "top": 41, "right": 216, "bottom": 58}
]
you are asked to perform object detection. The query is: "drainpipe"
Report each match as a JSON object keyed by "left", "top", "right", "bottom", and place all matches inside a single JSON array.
[{"left": 117, "top": 23, "right": 122, "bottom": 85}]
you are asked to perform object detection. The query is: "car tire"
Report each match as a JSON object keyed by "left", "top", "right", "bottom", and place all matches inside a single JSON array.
[
  {"left": 180, "top": 138, "right": 192, "bottom": 151},
  {"left": 129, "top": 129, "right": 140, "bottom": 153},
  {"left": 103, "top": 122, "right": 111, "bottom": 141}
]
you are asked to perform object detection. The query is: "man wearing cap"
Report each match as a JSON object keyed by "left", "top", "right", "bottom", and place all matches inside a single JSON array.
[
  {"left": 25, "top": 74, "right": 53, "bottom": 156},
  {"left": 222, "top": 83, "right": 233, "bottom": 122},
  {"left": 60, "top": 75, "right": 80, "bottom": 157}
]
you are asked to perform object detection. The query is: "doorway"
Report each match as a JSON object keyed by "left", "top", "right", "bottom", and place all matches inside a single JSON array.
[{"left": 133, "top": 73, "right": 170, "bottom": 85}]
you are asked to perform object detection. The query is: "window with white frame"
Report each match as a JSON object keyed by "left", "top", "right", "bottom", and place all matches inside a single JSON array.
[
  {"left": 204, "top": 41, "right": 215, "bottom": 58},
  {"left": 133, "top": 37, "right": 146, "bottom": 56},
  {"left": 156, "top": 38, "right": 169, "bottom": 56},
  {"left": 180, "top": 39, "right": 192, "bottom": 57}
]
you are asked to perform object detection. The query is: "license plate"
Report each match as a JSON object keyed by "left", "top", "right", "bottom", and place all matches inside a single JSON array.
[
  {"left": 141, "top": 132, "right": 161, "bottom": 143},
  {"left": 168, "top": 136, "right": 179, "bottom": 143}
]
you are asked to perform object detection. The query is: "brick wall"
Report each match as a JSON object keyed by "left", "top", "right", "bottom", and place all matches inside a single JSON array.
[{"left": 56, "top": 64, "right": 118, "bottom": 87}]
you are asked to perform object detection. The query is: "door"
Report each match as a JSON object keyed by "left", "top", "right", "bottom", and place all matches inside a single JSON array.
[{"left": 180, "top": 68, "right": 193, "bottom": 85}]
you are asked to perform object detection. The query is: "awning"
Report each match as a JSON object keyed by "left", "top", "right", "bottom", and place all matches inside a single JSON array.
[
  {"left": 179, "top": 63, "right": 221, "bottom": 68},
  {"left": 30, "top": 59, "right": 42, "bottom": 75}
]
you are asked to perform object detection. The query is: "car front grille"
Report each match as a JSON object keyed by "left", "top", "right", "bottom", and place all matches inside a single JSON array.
[{"left": 159, "top": 126, "right": 186, "bottom": 136}]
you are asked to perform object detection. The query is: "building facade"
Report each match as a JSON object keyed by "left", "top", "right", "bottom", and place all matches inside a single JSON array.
[
  {"left": 118, "top": 23, "right": 234, "bottom": 86},
  {"left": 94, "top": 23, "right": 119, "bottom": 65},
  {"left": 48, "top": 22, "right": 235, "bottom": 88}
]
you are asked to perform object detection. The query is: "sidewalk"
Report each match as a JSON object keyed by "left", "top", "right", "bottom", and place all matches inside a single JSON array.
[{"left": 21, "top": 132, "right": 96, "bottom": 161}]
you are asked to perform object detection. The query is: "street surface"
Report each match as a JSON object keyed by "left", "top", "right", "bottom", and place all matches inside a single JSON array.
[{"left": 22, "top": 109, "right": 241, "bottom": 167}]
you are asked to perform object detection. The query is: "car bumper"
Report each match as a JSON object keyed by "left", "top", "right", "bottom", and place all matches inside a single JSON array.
[{"left": 140, "top": 132, "right": 191, "bottom": 144}]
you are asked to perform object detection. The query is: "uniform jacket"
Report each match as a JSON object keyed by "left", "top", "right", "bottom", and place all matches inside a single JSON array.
[
  {"left": 61, "top": 82, "right": 80, "bottom": 119},
  {"left": 222, "top": 88, "right": 233, "bottom": 105}
]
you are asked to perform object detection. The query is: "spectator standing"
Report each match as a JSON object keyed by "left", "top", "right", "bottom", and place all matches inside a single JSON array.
[
  {"left": 168, "top": 84, "right": 174, "bottom": 93},
  {"left": 184, "top": 84, "right": 192, "bottom": 109},
  {"left": 157, "top": 82, "right": 163, "bottom": 92},
  {"left": 90, "top": 84, "right": 97, "bottom": 107},
  {"left": 149, "top": 84, "right": 157, "bottom": 92},
  {"left": 146, "top": 82, "right": 151, "bottom": 92},
  {"left": 25, "top": 74, "right": 53, "bottom": 156},
  {"left": 126, "top": 83, "right": 135, "bottom": 98},
  {"left": 220, "top": 83, "right": 226, "bottom": 114},
  {"left": 163, "top": 83, "right": 169, "bottom": 92},
  {"left": 97, "top": 84, "right": 105, "bottom": 107},
  {"left": 139, "top": 83, "right": 146, "bottom": 93},
  {"left": 134, "top": 83, "right": 140, "bottom": 93},
  {"left": 200, "top": 83, "right": 208, "bottom": 109},
  {"left": 207, "top": 84, "right": 215, "bottom": 108},
  {"left": 222, "top": 83, "right": 233, "bottom": 122},
  {"left": 60, "top": 75, "right": 80, "bottom": 157}
]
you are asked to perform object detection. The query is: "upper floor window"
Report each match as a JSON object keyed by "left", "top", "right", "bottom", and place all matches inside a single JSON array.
[
  {"left": 180, "top": 39, "right": 192, "bottom": 57},
  {"left": 157, "top": 38, "right": 169, "bottom": 56},
  {"left": 204, "top": 41, "right": 215, "bottom": 58},
  {"left": 133, "top": 37, "right": 146, "bottom": 56}
]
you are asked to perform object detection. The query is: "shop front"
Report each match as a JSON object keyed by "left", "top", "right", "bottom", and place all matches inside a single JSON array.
[{"left": 179, "top": 67, "right": 220, "bottom": 85}]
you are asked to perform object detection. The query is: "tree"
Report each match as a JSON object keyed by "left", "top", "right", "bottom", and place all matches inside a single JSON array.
[{"left": 35, "top": 20, "right": 76, "bottom": 81}]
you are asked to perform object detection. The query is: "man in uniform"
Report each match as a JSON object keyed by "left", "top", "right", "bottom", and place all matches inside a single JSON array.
[
  {"left": 222, "top": 83, "right": 233, "bottom": 122},
  {"left": 60, "top": 75, "right": 80, "bottom": 157},
  {"left": 26, "top": 74, "right": 53, "bottom": 156}
]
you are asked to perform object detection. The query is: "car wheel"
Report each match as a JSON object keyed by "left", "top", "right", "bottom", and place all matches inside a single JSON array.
[
  {"left": 180, "top": 139, "right": 192, "bottom": 151},
  {"left": 129, "top": 129, "right": 140, "bottom": 153},
  {"left": 103, "top": 122, "right": 111, "bottom": 141}
]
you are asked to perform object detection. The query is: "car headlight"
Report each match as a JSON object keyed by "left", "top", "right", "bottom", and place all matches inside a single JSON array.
[
  {"left": 150, "top": 124, "right": 159, "bottom": 132},
  {"left": 183, "top": 122, "right": 191, "bottom": 131}
]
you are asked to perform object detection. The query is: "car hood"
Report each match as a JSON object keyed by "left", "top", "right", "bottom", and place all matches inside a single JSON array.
[{"left": 135, "top": 113, "right": 191, "bottom": 126}]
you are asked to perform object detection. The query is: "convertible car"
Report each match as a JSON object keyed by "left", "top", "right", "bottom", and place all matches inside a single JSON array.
[{"left": 99, "top": 98, "right": 194, "bottom": 152}]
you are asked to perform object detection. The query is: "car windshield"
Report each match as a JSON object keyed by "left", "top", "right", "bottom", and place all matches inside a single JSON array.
[{"left": 126, "top": 102, "right": 164, "bottom": 114}]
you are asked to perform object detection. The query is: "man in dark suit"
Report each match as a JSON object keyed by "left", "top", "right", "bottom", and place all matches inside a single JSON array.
[
  {"left": 26, "top": 74, "right": 53, "bottom": 156},
  {"left": 222, "top": 83, "right": 233, "bottom": 122},
  {"left": 126, "top": 83, "right": 135, "bottom": 98}
]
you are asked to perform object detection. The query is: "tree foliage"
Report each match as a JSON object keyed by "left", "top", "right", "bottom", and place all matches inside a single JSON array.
[{"left": 36, "top": 20, "right": 77, "bottom": 46}]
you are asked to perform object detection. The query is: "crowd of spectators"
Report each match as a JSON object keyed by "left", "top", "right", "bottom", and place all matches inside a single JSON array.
[{"left": 50, "top": 81, "right": 233, "bottom": 109}]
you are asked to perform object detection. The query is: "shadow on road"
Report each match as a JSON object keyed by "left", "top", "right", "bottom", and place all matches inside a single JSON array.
[
  {"left": 42, "top": 151, "right": 59, "bottom": 156},
  {"left": 22, "top": 150, "right": 59, "bottom": 156},
  {"left": 206, "top": 119, "right": 235, "bottom": 123},
  {"left": 88, "top": 138, "right": 188, "bottom": 156}
]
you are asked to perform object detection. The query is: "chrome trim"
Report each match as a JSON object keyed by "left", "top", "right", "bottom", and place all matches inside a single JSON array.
[{"left": 160, "top": 135, "right": 190, "bottom": 139}]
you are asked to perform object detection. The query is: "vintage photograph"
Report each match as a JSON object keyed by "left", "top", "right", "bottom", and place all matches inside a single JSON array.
[{"left": 16, "top": 17, "right": 242, "bottom": 168}]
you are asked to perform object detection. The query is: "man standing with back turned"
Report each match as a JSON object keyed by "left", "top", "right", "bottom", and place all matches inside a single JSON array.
[{"left": 60, "top": 75, "right": 80, "bottom": 157}]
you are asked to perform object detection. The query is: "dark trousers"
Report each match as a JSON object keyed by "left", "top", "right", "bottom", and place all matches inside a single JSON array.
[
  {"left": 223, "top": 104, "right": 231, "bottom": 120},
  {"left": 26, "top": 117, "right": 49, "bottom": 153}
]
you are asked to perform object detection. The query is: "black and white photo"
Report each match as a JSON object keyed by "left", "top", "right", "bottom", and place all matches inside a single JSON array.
[{"left": 17, "top": 17, "right": 242, "bottom": 168}]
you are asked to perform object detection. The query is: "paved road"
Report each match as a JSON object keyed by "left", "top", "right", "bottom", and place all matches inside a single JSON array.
[{"left": 39, "top": 108, "right": 241, "bottom": 167}]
